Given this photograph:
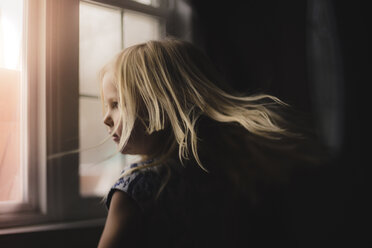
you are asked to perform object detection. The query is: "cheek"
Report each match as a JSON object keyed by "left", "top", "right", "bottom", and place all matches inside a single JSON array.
[
  {"left": 117, "top": 121, "right": 123, "bottom": 136},
  {"left": 113, "top": 111, "right": 122, "bottom": 134}
]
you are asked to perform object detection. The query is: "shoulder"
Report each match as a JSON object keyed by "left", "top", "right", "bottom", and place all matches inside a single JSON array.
[
  {"left": 98, "top": 190, "right": 143, "bottom": 248},
  {"left": 105, "top": 160, "right": 167, "bottom": 211}
]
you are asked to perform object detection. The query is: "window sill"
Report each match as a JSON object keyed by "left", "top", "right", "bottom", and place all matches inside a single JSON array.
[{"left": 0, "top": 218, "right": 105, "bottom": 235}]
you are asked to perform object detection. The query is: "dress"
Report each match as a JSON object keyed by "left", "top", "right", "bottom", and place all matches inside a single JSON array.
[
  {"left": 105, "top": 159, "right": 294, "bottom": 248},
  {"left": 105, "top": 159, "right": 252, "bottom": 248},
  {"left": 105, "top": 159, "right": 167, "bottom": 212}
]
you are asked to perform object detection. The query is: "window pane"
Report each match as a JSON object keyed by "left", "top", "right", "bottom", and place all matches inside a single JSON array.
[
  {"left": 79, "top": 2, "right": 125, "bottom": 197},
  {"left": 79, "top": 2, "right": 122, "bottom": 96},
  {"left": 0, "top": 0, "right": 23, "bottom": 202},
  {"left": 123, "top": 10, "right": 163, "bottom": 48}
]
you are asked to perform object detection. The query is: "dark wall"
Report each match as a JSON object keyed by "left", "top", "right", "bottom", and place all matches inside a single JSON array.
[
  {"left": 0, "top": 225, "right": 103, "bottom": 248},
  {"left": 188, "top": 0, "right": 370, "bottom": 247},
  {"left": 331, "top": 1, "right": 370, "bottom": 246},
  {"left": 190, "top": 0, "right": 311, "bottom": 112},
  {"left": 188, "top": 0, "right": 369, "bottom": 159}
]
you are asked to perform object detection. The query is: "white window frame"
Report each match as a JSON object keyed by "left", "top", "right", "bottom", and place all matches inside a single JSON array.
[{"left": 0, "top": 0, "right": 170, "bottom": 232}]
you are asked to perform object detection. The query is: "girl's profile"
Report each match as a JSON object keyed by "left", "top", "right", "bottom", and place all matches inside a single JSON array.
[{"left": 97, "top": 38, "right": 325, "bottom": 248}]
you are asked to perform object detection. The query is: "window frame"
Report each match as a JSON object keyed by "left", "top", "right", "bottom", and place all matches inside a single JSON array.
[
  {"left": 0, "top": 0, "right": 170, "bottom": 231},
  {"left": 84, "top": 0, "right": 169, "bottom": 17}
]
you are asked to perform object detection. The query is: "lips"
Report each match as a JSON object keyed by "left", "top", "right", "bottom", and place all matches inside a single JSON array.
[{"left": 112, "top": 133, "right": 120, "bottom": 142}]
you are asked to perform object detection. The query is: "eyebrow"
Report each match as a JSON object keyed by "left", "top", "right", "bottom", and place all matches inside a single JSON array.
[{"left": 104, "top": 96, "right": 118, "bottom": 102}]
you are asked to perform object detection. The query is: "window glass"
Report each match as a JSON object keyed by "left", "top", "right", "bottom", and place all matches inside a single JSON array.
[
  {"left": 123, "top": 10, "right": 162, "bottom": 48},
  {"left": 0, "top": 0, "right": 24, "bottom": 202},
  {"left": 79, "top": 2, "right": 122, "bottom": 96}
]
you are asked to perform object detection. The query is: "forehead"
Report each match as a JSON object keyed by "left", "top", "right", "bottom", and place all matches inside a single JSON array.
[{"left": 102, "top": 72, "right": 118, "bottom": 100}]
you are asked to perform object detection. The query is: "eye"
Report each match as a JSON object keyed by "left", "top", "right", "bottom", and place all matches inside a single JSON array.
[{"left": 111, "top": 101, "right": 118, "bottom": 109}]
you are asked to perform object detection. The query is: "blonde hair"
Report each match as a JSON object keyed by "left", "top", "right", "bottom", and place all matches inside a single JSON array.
[{"left": 99, "top": 38, "right": 298, "bottom": 175}]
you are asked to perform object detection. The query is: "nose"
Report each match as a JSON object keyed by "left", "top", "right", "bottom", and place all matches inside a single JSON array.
[{"left": 103, "top": 112, "right": 114, "bottom": 127}]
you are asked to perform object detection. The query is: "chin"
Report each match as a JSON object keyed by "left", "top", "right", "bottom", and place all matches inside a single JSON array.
[{"left": 119, "top": 144, "right": 129, "bottom": 154}]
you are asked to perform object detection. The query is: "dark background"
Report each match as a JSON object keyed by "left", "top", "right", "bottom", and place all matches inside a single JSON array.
[{"left": 188, "top": 0, "right": 369, "bottom": 247}]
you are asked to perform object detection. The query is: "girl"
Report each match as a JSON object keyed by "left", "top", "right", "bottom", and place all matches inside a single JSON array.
[{"left": 97, "top": 38, "right": 325, "bottom": 248}]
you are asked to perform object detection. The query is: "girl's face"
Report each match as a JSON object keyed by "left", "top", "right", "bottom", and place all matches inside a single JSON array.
[
  {"left": 102, "top": 71, "right": 122, "bottom": 145},
  {"left": 102, "top": 71, "right": 162, "bottom": 155}
]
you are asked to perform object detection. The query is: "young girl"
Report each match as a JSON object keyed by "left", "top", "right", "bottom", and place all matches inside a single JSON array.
[{"left": 97, "top": 38, "right": 325, "bottom": 248}]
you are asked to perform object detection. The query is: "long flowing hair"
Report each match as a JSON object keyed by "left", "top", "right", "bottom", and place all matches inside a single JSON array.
[{"left": 100, "top": 38, "right": 323, "bottom": 199}]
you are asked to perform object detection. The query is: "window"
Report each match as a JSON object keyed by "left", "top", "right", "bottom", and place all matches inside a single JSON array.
[
  {"left": 0, "top": 0, "right": 168, "bottom": 231},
  {"left": 0, "top": 0, "right": 24, "bottom": 203}
]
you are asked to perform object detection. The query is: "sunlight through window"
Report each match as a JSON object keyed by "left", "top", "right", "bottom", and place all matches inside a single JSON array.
[{"left": 0, "top": 0, "right": 24, "bottom": 202}]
